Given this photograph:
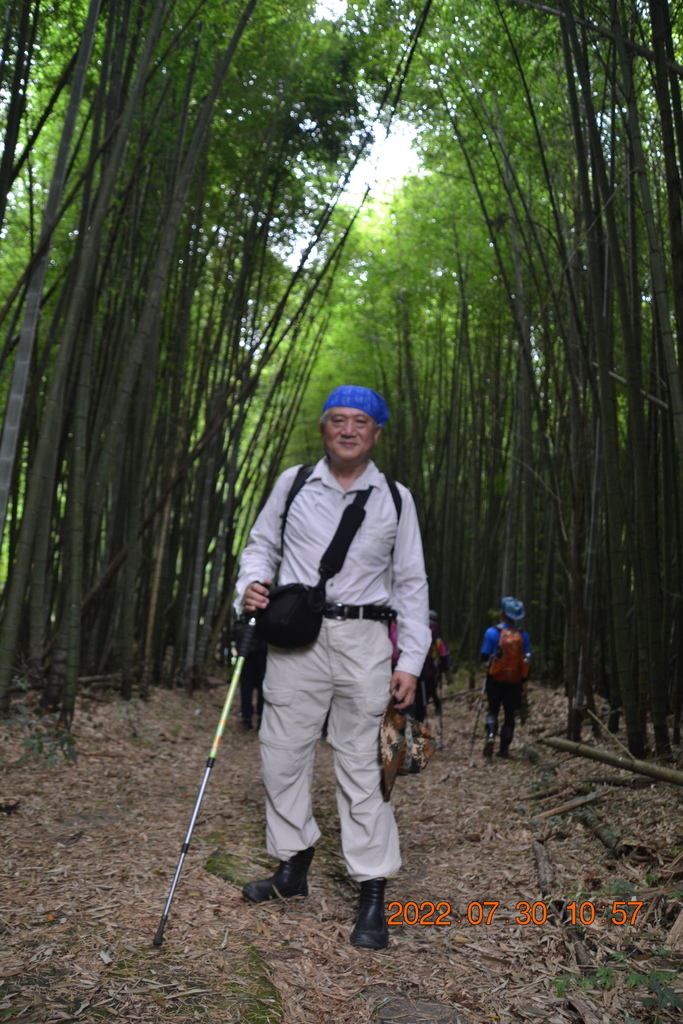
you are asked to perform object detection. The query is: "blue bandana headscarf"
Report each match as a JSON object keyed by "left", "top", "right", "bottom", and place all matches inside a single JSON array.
[{"left": 322, "top": 385, "right": 389, "bottom": 426}]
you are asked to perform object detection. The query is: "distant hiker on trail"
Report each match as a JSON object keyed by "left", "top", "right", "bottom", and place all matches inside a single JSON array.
[
  {"left": 413, "top": 609, "right": 450, "bottom": 723},
  {"left": 234, "top": 384, "right": 431, "bottom": 951},
  {"left": 480, "top": 597, "right": 531, "bottom": 759}
]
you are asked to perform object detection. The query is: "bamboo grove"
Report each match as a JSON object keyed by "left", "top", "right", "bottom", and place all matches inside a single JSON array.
[{"left": 1, "top": 0, "right": 682, "bottom": 758}]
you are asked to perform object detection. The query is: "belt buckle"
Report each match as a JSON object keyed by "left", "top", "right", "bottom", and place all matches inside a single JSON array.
[{"left": 328, "top": 603, "right": 346, "bottom": 620}]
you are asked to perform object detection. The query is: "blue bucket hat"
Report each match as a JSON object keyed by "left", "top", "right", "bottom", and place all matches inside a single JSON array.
[
  {"left": 322, "top": 385, "right": 389, "bottom": 427},
  {"left": 501, "top": 596, "right": 525, "bottom": 621}
]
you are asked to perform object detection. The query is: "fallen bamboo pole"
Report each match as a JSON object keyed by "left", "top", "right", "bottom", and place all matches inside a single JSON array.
[
  {"left": 531, "top": 841, "right": 594, "bottom": 968},
  {"left": 532, "top": 840, "right": 556, "bottom": 896},
  {"left": 532, "top": 789, "right": 607, "bottom": 821},
  {"left": 573, "top": 804, "right": 625, "bottom": 856},
  {"left": 539, "top": 737, "right": 683, "bottom": 787}
]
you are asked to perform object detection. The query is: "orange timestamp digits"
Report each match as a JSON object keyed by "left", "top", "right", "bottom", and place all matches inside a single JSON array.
[
  {"left": 387, "top": 901, "right": 454, "bottom": 926},
  {"left": 386, "top": 899, "right": 644, "bottom": 926},
  {"left": 387, "top": 901, "right": 501, "bottom": 926},
  {"left": 565, "top": 900, "right": 643, "bottom": 926}
]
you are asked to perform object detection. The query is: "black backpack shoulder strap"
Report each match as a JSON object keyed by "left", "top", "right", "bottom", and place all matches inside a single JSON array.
[
  {"left": 385, "top": 476, "right": 402, "bottom": 520},
  {"left": 282, "top": 469, "right": 399, "bottom": 554},
  {"left": 318, "top": 487, "right": 373, "bottom": 581},
  {"left": 280, "top": 464, "right": 314, "bottom": 552}
]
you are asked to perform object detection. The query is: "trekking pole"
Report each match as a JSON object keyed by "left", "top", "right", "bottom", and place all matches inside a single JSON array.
[
  {"left": 153, "top": 615, "right": 257, "bottom": 947},
  {"left": 468, "top": 675, "right": 488, "bottom": 756}
]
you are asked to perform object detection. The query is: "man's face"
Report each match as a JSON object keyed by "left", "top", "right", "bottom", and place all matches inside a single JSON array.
[{"left": 319, "top": 406, "right": 381, "bottom": 468}]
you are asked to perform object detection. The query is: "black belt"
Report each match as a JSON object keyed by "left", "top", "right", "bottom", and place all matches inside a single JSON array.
[{"left": 323, "top": 603, "right": 395, "bottom": 622}]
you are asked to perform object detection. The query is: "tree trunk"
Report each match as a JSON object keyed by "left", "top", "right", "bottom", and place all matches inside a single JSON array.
[
  {"left": 0, "top": 0, "right": 166, "bottom": 711},
  {"left": 0, "top": 0, "right": 102, "bottom": 546},
  {"left": 559, "top": 4, "right": 645, "bottom": 755}
]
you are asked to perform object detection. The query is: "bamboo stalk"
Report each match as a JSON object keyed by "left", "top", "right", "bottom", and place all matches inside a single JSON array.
[
  {"left": 532, "top": 789, "right": 606, "bottom": 820},
  {"left": 573, "top": 805, "right": 624, "bottom": 856},
  {"left": 530, "top": 841, "right": 594, "bottom": 969},
  {"left": 585, "top": 708, "right": 632, "bottom": 757},
  {"left": 539, "top": 736, "right": 683, "bottom": 786},
  {"left": 532, "top": 840, "right": 556, "bottom": 896}
]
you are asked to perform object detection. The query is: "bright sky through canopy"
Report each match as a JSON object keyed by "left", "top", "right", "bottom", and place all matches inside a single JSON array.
[
  {"left": 346, "top": 121, "right": 421, "bottom": 201},
  {"left": 313, "top": 0, "right": 422, "bottom": 200},
  {"left": 314, "top": 0, "right": 347, "bottom": 20}
]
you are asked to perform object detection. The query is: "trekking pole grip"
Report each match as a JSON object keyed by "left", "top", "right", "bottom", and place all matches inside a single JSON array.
[{"left": 237, "top": 615, "right": 257, "bottom": 658}]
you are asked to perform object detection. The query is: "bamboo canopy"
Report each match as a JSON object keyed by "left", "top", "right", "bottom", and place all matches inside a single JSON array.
[{"left": 0, "top": 0, "right": 682, "bottom": 754}]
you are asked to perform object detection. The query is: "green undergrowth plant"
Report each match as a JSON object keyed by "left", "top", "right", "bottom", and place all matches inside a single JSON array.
[
  {"left": 553, "top": 967, "right": 683, "bottom": 1020},
  {"left": 629, "top": 971, "right": 683, "bottom": 1019},
  {"left": 1, "top": 704, "right": 77, "bottom": 766}
]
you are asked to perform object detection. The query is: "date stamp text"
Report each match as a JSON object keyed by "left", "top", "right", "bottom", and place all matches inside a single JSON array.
[{"left": 386, "top": 900, "right": 644, "bottom": 927}]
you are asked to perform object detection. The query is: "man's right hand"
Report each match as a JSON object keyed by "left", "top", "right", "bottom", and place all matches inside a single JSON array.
[
  {"left": 391, "top": 670, "right": 417, "bottom": 710},
  {"left": 244, "top": 580, "right": 272, "bottom": 611}
]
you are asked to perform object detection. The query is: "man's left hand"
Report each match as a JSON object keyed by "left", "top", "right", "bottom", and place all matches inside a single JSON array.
[{"left": 391, "top": 670, "right": 417, "bottom": 710}]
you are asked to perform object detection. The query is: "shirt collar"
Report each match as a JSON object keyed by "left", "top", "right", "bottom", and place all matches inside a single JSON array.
[{"left": 310, "top": 457, "right": 382, "bottom": 492}]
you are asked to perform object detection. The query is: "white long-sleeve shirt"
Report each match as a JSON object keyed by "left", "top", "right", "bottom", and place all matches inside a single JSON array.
[{"left": 234, "top": 458, "right": 431, "bottom": 677}]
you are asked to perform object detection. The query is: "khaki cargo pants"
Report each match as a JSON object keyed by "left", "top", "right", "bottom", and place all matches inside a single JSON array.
[{"left": 258, "top": 616, "right": 401, "bottom": 882}]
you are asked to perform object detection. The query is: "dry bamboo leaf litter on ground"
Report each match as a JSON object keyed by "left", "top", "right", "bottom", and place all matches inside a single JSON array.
[{"left": 1, "top": 677, "right": 682, "bottom": 1023}]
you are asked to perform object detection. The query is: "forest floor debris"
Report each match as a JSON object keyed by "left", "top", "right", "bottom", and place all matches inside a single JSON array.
[{"left": 1, "top": 675, "right": 682, "bottom": 1023}]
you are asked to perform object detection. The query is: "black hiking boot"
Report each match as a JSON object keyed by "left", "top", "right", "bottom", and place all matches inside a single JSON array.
[
  {"left": 242, "top": 847, "right": 315, "bottom": 903},
  {"left": 498, "top": 724, "right": 513, "bottom": 758},
  {"left": 483, "top": 715, "right": 497, "bottom": 758},
  {"left": 350, "top": 878, "right": 388, "bottom": 950}
]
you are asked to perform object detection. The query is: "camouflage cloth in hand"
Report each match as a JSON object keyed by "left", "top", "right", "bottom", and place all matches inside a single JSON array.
[{"left": 380, "top": 697, "right": 434, "bottom": 801}]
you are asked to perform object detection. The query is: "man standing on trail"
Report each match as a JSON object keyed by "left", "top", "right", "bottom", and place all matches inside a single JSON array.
[
  {"left": 234, "top": 384, "right": 431, "bottom": 950},
  {"left": 480, "top": 597, "right": 531, "bottom": 759}
]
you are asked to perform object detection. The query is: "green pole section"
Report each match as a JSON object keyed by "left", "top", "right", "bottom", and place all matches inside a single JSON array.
[{"left": 153, "top": 617, "right": 256, "bottom": 946}]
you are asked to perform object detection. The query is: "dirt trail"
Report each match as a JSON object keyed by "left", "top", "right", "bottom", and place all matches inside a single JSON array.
[{"left": 1, "top": 675, "right": 682, "bottom": 1024}]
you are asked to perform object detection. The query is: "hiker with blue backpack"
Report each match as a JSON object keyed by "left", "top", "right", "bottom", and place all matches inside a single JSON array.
[
  {"left": 480, "top": 597, "right": 531, "bottom": 759},
  {"left": 234, "top": 385, "right": 431, "bottom": 950}
]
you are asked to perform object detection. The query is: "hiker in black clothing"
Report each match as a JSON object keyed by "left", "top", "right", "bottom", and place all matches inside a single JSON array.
[
  {"left": 414, "top": 610, "right": 450, "bottom": 723},
  {"left": 480, "top": 597, "right": 530, "bottom": 758}
]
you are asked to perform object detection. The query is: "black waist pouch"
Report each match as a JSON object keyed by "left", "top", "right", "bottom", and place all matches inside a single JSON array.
[
  {"left": 255, "top": 583, "right": 325, "bottom": 649},
  {"left": 255, "top": 488, "right": 372, "bottom": 650}
]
